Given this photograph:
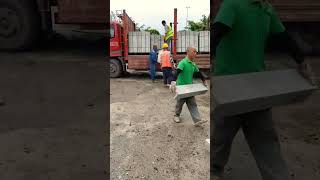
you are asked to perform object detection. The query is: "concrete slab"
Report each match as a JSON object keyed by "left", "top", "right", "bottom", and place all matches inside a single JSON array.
[
  {"left": 174, "top": 83, "right": 208, "bottom": 100},
  {"left": 212, "top": 69, "right": 317, "bottom": 116}
]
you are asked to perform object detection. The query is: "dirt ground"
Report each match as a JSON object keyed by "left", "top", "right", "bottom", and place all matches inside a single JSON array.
[
  {"left": 110, "top": 73, "right": 210, "bottom": 180},
  {"left": 111, "top": 55, "right": 320, "bottom": 180},
  {"left": 0, "top": 39, "right": 107, "bottom": 180}
]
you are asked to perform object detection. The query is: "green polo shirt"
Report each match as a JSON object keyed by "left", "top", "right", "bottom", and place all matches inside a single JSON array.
[
  {"left": 176, "top": 57, "right": 199, "bottom": 85},
  {"left": 213, "top": 0, "right": 285, "bottom": 76}
]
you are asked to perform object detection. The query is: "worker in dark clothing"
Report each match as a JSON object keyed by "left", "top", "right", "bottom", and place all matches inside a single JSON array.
[
  {"left": 149, "top": 45, "right": 158, "bottom": 82},
  {"left": 211, "top": 0, "right": 310, "bottom": 179},
  {"left": 171, "top": 47, "right": 207, "bottom": 126}
]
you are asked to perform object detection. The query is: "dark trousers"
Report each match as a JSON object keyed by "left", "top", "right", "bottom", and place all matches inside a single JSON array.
[
  {"left": 162, "top": 67, "right": 173, "bottom": 85},
  {"left": 175, "top": 96, "right": 201, "bottom": 123},
  {"left": 165, "top": 37, "right": 173, "bottom": 53},
  {"left": 210, "top": 109, "right": 290, "bottom": 180}
]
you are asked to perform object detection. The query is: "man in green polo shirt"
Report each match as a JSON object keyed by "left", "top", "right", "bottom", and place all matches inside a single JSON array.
[
  {"left": 211, "top": 0, "right": 310, "bottom": 179},
  {"left": 172, "top": 47, "right": 207, "bottom": 126}
]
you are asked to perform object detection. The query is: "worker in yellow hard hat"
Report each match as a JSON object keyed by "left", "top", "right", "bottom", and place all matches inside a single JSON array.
[
  {"left": 162, "top": 43, "right": 169, "bottom": 49},
  {"left": 158, "top": 43, "right": 173, "bottom": 87}
]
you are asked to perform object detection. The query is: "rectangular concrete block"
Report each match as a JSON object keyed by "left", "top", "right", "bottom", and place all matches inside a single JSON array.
[
  {"left": 199, "top": 31, "right": 210, "bottom": 53},
  {"left": 212, "top": 69, "right": 317, "bottom": 116},
  {"left": 128, "top": 31, "right": 151, "bottom": 53},
  {"left": 174, "top": 83, "right": 208, "bottom": 100},
  {"left": 177, "top": 31, "right": 199, "bottom": 52},
  {"left": 150, "top": 34, "right": 163, "bottom": 51}
]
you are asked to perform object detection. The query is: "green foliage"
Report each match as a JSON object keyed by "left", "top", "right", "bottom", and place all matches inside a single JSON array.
[
  {"left": 144, "top": 27, "right": 160, "bottom": 35},
  {"left": 185, "top": 15, "right": 209, "bottom": 31},
  {"left": 135, "top": 24, "right": 160, "bottom": 35},
  {"left": 135, "top": 23, "right": 145, "bottom": 31}
]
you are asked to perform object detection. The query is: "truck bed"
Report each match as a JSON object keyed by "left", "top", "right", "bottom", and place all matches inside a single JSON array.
[
  {"left": 127, "top": 54, "right": 210, "bottom": 70},
  {"left": 272, "top": 0, "right": 320, "bottom": 22},
  {"left": 211, "top": 0, "right": 320, "bottom": 22}
]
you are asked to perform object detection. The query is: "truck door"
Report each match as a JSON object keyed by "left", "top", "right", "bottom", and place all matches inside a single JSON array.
[{"left": 110, "top": 23, "right": 122, "bottom": 57}]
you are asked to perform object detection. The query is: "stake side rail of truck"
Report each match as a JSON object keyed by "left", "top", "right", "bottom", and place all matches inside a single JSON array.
[
  {"left": 109, "top": 9, "right": 210, "bottom": 78},
  {"left": 0, "top": 0, "right": 107, "bottom": 50}
]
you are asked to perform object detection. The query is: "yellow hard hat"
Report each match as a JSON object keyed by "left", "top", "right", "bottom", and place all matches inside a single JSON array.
[{"left": 162, "top": 43, "right": 169, "bottom": 49}]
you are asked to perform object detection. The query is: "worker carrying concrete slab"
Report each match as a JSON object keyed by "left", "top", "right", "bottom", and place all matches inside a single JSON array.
[
  {"left": 170, "top": 47, "right": 207, "bottom": 126},
  {"left": 159, "top": 43, "right": 174, "bottom": 86},
  {"left": 162, "top": 20, "right": 174, "bottom": 53},
  {"left": 210, "top": 0, "right": 312, "bottom": 179}
]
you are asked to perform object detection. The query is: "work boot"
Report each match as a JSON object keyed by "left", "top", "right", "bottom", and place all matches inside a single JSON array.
[
  {"left": 194, "top": 119, "right": 208, "bottom": 127},
  {"left": 173, "top": 115, "right": 181, "bottom": 123}
]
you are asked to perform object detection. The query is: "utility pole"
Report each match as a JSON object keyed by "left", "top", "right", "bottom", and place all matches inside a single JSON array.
[{"left": 186, "top": 6, "right": 190, "bottom": 29}]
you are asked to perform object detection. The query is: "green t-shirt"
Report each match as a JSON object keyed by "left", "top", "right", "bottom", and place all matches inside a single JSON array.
[
  {"left": 176, "top": 57, "right": 199, "bottom": 85},
  {"left": 213, "top": 0, "right": 285, "bottom": 76}
]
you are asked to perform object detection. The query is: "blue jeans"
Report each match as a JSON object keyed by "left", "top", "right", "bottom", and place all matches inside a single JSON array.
[{"left": 149, "top": 63, "right": 156, "bottom": 80}]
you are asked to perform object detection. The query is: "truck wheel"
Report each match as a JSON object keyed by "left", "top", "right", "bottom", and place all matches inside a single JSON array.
[
  {"left": 0, "top": 0, "right": 40, "bottom": 50},
  {"left": 110, "top": 59, "right": 123, "bottom": 78}
]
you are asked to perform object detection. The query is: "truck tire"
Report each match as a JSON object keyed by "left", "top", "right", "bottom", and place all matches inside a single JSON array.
[
  {"left": 0, "top": 0, "right": 40, "bottom": 50},
  {"left": 110, "top": 59, "right": 123, "bottom": 78}
]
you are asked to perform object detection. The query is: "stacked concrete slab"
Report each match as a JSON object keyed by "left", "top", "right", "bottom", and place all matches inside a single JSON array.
[
  {"left": 177, "top": 31, "right": 199, "bottom": 53},
  {"left": 150, "top": 34, "right": 164, "bottom": 51},
  {"left": 174, "top": 83, "right": 208, "bottom": 99},
  {"left": 212, "top": 69, "right": 317, "bottom": 116},
  {"left": 128, "top": 31, "right": 151, "bottom": 53},
  {"left": 199, "top": 31, "right": 210, "bottom": 53}
]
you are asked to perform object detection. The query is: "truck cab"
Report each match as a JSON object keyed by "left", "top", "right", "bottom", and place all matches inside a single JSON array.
[{"left": 110, "top": 22, "right": 123, "bottom": 58}]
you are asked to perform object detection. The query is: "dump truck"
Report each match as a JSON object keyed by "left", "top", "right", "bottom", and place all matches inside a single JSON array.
[
  {"left": 0, "top": 0, "right": 107, "bottom": 50},
  {"left": 109, "top": 9, "right": 210, "bottom": 78},
  {"left": 211, "top": 0, "right": 320, "bottom": 54}
]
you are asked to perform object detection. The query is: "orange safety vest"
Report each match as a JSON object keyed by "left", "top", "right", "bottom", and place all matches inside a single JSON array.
[{"left": 160, "top": 50, "right": 172, "bottom": 68}]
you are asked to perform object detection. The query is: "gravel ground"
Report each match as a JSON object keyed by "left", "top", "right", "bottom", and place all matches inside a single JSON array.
[{"left": 111, "top": 54, "right": 320, "bottom": 180}]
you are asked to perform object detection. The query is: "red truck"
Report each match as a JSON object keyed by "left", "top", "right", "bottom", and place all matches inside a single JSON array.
[
  {"left": 109, "top": 9, "right": 210, "bottom": 78},
  {"left": 211, "top": 0, "right": 320, "bottom": 54},
  {"left": 0, "top": 0, "right": 107, "bottom": 50}
]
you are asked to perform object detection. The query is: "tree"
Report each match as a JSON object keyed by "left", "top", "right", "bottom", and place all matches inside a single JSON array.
[
  {"left": 185, "top": 15, "right": 209, "bottom": 31},
  {"left": 135, "top": 23, "right": 145, "bottom": 31},
  {"left": 144, "top": 27, "right": 160, "bottom": 35},
  {"left": 135, "top": 24, "right": 160, "bottom": 35}
]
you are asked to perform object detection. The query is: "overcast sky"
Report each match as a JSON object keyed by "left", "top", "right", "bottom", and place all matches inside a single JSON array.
[{"left": 110, "top": 0, "right": 210, "bottom": 34}]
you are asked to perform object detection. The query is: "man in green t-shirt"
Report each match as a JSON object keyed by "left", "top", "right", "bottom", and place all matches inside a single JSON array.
[
  {"left": 211, "top": 0, "right": 310, "bottom": 179},
  {"left": 172, "top": 47, "right": 207, "bottom": 126}
]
